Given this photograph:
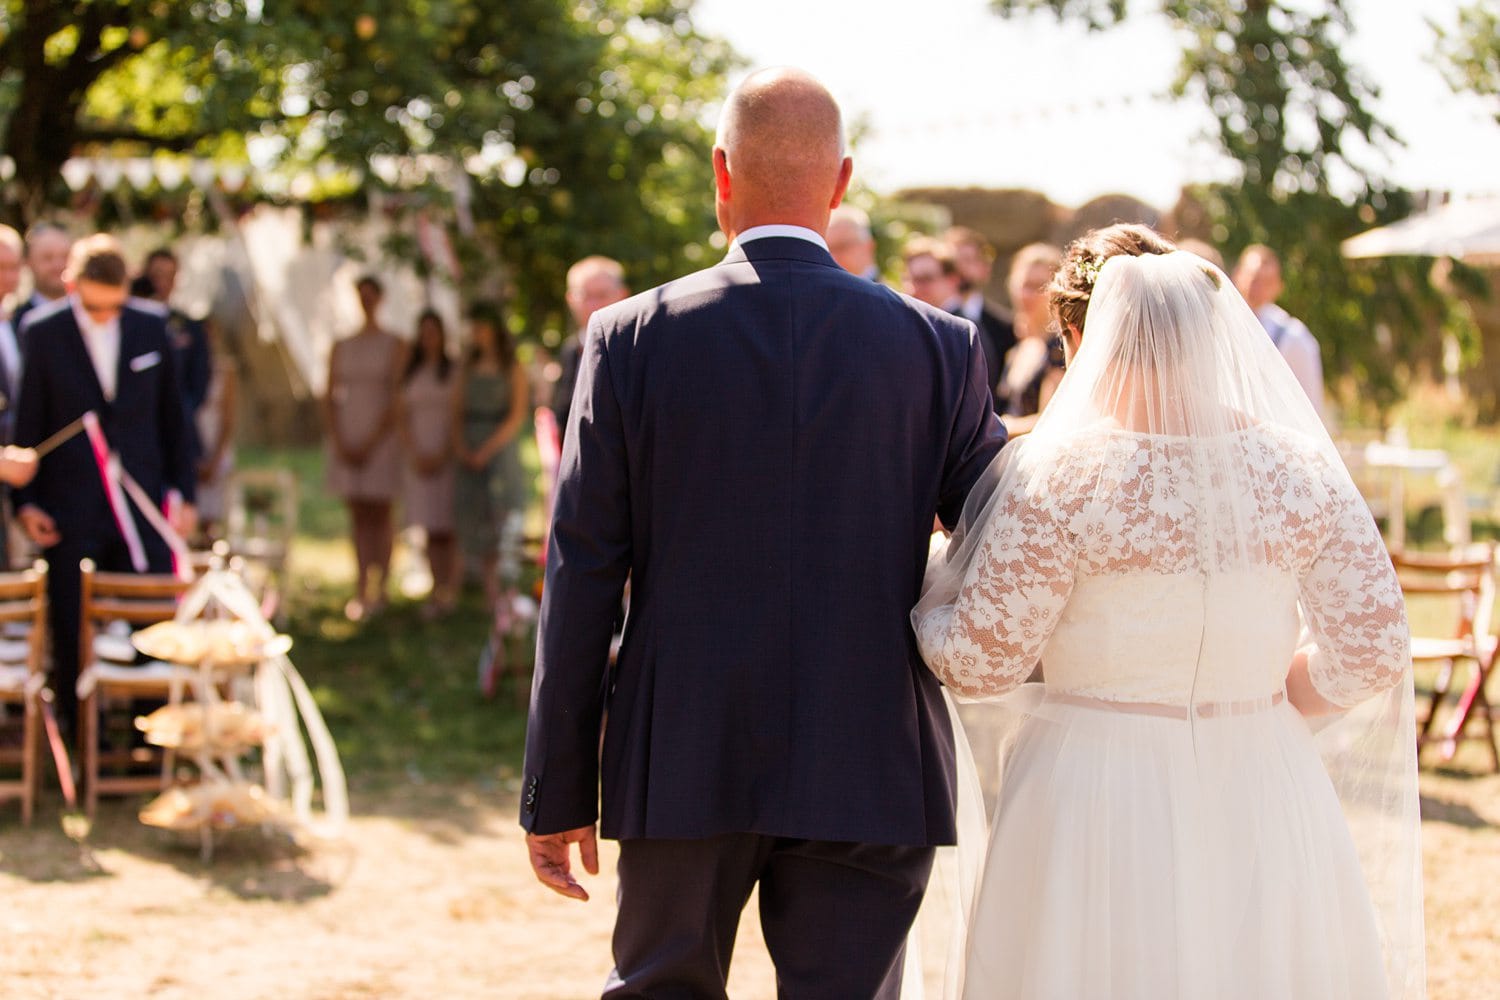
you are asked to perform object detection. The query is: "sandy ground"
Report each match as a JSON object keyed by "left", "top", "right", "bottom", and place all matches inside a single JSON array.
[{"left": 1, "top": 767, "right": 1497, "bottom": 1000}]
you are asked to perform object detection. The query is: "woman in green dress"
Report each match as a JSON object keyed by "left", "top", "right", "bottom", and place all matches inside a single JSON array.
[{"left": 452, "top": 303, "right": 530, "bottom": 633}]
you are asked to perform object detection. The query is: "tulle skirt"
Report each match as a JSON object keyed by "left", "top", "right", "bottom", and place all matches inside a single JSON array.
[{"left": 959, "top": 692, "right": 1389, "bottom": 1000}]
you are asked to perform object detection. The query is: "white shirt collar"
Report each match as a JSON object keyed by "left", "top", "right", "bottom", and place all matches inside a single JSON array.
[
  {"left": 70, "top": 294, "right": 122, "bottom": 400},
  {"left": 731, "top": 225, "right": 829, "bottom": 253}
]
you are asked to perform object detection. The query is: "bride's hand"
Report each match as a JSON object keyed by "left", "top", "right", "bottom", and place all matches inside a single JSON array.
[{"left": 1285, "top": 648, "right": 1343, "bottom": 718}]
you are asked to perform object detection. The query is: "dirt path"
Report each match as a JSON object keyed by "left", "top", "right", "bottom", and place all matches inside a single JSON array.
[{"left": 2, "top": 770, "right": 1497, "bottom": 999}]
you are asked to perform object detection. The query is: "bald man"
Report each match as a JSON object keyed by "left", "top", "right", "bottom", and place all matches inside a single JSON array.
[
  {"left": 1233, "top": 244, "right": 1326, "bottom": 421},
  {"left": 12, "top": 222, "right": 71, "bottom": 337},
  {"left": 522, "top": 67, "right": 1004, "bottom": 998},
  {"left": 827, "top": 204, "right": 879, "bottom": 280},
  {"left": 554, "top": 255, "right": 630, "bottom": 439}
]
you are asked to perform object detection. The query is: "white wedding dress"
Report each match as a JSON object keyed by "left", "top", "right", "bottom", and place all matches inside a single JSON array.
[{"left": 911, "top": 252, "right": 1423, "bottom": 1000}]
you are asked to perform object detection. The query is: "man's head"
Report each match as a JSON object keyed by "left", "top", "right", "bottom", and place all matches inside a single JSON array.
[
  {"left": 24, "top": 222, "right": 71, "bottom": 301},
  {"left": 565, "top": 256, "right": 630, "bottom": 331},
  {"left": 902, "top": 237, "right": 961, "bottom": 308},
  {"left": 945, "top": 226, "right": 995, "bottom": 295},
  {"left": 713, "top": 68, "right": 852, "bottom": 240},
  {"left": 827, "top": 205, "right": 876, "bottom": 277},
  {"left": 65, "top": 233, "right": 130, "bottom": 325},
  {"left": 1232, "top": 244, "right": 1282, "bottom": 312},
  {"left": 143, "top": 247, "right": 179, "bottom": 302},
  {"left": 0, "top": 225, "right": 22, "bottom": 304}
]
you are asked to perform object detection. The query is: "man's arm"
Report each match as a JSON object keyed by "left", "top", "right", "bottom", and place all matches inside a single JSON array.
[
  {"left": 521, "top": 318, "right": 633, "bottom": 896},
  {"left": 937, "top": 325, "right": 1008, "bottom": 529}
]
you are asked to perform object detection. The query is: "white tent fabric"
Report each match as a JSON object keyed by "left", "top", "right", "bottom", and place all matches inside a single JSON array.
[{"left": 1342, "top": 198, "right": 1500, "bottom": 262}]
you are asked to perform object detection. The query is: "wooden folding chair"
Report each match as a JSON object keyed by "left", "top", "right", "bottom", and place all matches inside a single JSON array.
[
  {"left": 78, "top": 560, "right": 197, "bottom": 817},
  {"left": 1395, "top": 544, "right": 1498, "bottom": 770},
  {"left": 0, "top": 564, "right": 48, "bottom": 825}
]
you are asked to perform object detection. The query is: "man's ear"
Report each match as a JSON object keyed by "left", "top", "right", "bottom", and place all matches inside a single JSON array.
[
  {"left": 712, "top": 147, "right": 732, "bottom": 202},
  {"left": 829, "top": 156, "right": 853, "bottom": 209}
]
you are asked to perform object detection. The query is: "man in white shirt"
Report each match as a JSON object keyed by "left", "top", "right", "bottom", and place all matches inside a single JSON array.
[
  {"left": 1233, "top": 244, "right": 1326, "bottom": 421},
  {"left": 13, "top": 233, "right": 196, "bottom": 738}
]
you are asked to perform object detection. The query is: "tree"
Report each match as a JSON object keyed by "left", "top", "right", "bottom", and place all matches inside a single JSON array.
[
  {"left": 0, "top": 1, "right": 738, "bottom": 339},
  {"left": 988, "top": 0, "right": 1455, "bottom": 410},
  {"left": 1435, "top": 2, "right": 1500, "bottom": 113}
]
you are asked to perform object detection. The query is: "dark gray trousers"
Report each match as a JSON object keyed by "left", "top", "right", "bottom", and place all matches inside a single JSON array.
[{"left": 605, "top": 833, "right": 935, "bottom": 1000}]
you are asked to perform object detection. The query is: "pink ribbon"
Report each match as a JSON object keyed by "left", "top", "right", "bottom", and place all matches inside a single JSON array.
[
  {"left": 81, "top": 411, "right": 192, "bottom": 579},
  {"left": 82, "top": 411, "right": 149, "bottom": 573}
]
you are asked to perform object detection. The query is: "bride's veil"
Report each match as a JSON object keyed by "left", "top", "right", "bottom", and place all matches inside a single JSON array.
[{"left": 908, "top": 250, "right": 1424, "bottom": 998}]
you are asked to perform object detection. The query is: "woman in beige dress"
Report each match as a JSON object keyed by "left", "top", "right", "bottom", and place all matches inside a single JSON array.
[
  {"left": 397, "top": 309, "right": 458, "bottom": 619},
  {"left": 323, "top": 275, "right": 404, "bottom": 621}
]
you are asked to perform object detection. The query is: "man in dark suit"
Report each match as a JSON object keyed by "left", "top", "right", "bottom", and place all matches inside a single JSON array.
[
  {"left": 11, "top": 222, "right": 71, "bottom": 338},
  {"left": 13, "top": 234, "right": 197, "bottom": 737},
  {"left": 523, "top": 68, "right": 1005, "bottom": 998},
  {"left": 552, "top": 255, "right": 629, "bottom": 444},
  {"left": 947, "top": 225, "right": 1017, "bottom": 410}
]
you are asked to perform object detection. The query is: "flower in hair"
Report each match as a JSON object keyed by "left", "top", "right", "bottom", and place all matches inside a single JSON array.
[{"left": 1075, "top": 256, "right": 1103, "bottom": 288}]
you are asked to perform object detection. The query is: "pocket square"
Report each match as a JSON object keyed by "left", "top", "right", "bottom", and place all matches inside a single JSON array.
[{"left": 129, "top": 351, "right": 162, "bottom": 372}]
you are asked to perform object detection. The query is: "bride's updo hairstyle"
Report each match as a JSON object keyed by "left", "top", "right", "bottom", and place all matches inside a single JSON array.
[{"left": 1049, "top": 223, "right": 1176, "bottom": 335}]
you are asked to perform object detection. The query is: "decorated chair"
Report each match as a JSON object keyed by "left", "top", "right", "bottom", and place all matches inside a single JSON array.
[
  {"left": 0, "top": 564, "right": 48, "bottom": 825},
  {"left": 1395, "top": 543, "right": 1498, "bottom": 769},
  {"left": 77, "top": 560, "right": 197, "bottom": 816}
]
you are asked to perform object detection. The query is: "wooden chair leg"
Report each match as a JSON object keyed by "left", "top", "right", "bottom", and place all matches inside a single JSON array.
[
  {"left": 83, "top": 692, "right": 98, "bottom": 819},
  {"left": 1418, "top": 659, "right": 1455, "bottom": 745},
  {"left": 21, "top": 696, "right": 36, "bottom": 826}
]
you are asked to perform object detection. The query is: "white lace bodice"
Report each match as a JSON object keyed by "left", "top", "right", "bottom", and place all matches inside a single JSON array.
[{"left": 915, "top": 425, "right": 1409, "bottom": 708}]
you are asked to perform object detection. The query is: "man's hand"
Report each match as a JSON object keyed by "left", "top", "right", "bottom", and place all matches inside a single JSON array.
[
  {"left": 0, "top": 446, "right": 38, "bottom": 488},
  {"left": 171, "top": 502, "right": 198, "bottom": 541},
  {"left": 526, "top": 825, "right": 599, "bottom": 901},
  {"left": 17, "top": 504, "right": 59, "bottom": 548}
]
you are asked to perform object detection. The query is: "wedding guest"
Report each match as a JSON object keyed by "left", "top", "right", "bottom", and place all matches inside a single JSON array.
[
  {"left": 946, "top": 225, "right": 1016, "bottom": 399},
  {"left": 12, "top": 222, "right": 70, "bottom": 336},
  {"left": 453, "top": 303, "right": 528, "bottom": 615},
  {"left": 993, "top": 243, "right": 1064, "bottom": 437},
  {"left": 13, "top": 234, "right": 196, "bottom": 737},
  {"left": 137, "top": 248, "right": 213, "bottom": 448},
  {"left": 827, "top": 205, "right": 879, "bottom": 280},
  {"left": 0, "top": 226, "right": 25, "bottom": 443},
  {"left": 901, "top": 236, "right": 962, "bottom": 310},
  {"left": 322, "top": 275, "right": 403, "bottom": 621},
  {"left": 1233, "top": 244, "right": 1326, "bottom": 421},
  {"left": 554, "top": 256, "right": 629, "bottom": 441},
  {"left": 0, "top": 225, "right": 35, "bottom": 567},
  {"left": 397, "top": 309, "right": 458, "bottom": 620}
]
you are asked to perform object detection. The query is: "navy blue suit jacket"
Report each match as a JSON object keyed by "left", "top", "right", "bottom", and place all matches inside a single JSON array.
[
  {"left": 522, "top": 236, "right": 1005, "bottom": 847},
  {"left": 13, "top": 301, "right": 196, "bottom": 541}
]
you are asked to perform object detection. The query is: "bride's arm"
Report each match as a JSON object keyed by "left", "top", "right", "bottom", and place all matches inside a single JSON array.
[
  {"left": 1292, "top": 466, "right": 1410, "bottom": 715},
  {"left": 914, "top": 476, "right": 1077, "bottom": 698}
]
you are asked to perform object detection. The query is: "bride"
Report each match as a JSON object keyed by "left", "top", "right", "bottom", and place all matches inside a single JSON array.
[{"left": 913, "top": 226, "right": 1424, "bottom": 999}]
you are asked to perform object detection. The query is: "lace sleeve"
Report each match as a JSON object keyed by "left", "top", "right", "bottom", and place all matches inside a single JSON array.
[
  {"left": 1298, "top": 466, "right": 1411, "bottom": 710},
  {"left": 915, "top": 474, "right": 1078, "bottom": 698}
]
